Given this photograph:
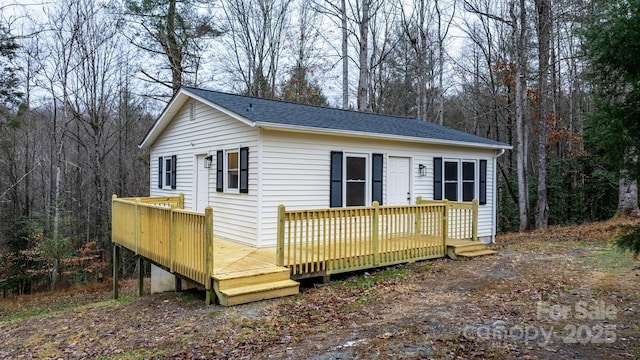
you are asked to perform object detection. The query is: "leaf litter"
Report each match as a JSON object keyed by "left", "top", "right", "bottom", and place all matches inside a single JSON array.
[{"left": 0, "top": 219, "right": 638, "bottom": 359}]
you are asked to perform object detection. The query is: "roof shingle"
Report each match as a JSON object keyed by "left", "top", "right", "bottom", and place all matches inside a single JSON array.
[{"left": 184, "top": 87, "right": 510, "bottom": 148}]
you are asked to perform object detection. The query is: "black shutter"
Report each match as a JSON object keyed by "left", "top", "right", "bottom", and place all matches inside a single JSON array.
[
  {"left": 479, "top": 160, "right": 487, "bottom": 205},
  {"left": 158, "top": 157, "right": 163, "bottom": 189},
  {"left": 330, "top": 151, "right": 343, "bottom": 207},
  {"left": 216, "top": 150, "right": 223, "bottom": 192},
  {"left": 240, "top": 147, "right": 249, "bottom": 193},
  {"left": 170, "top": 155, "right": 177, "bottom": 189},
  {"left": 372, "top": 153, "right": 383, "bottom": 205},
  {"left": 434, "top": 157, "right": 443, "bottom": 200}
]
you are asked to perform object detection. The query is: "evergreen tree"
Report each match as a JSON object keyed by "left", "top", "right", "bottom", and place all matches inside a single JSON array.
[
  {"left": 280, "top": 65, "right": 328, "bottom": 106},
  {"left": 583, "top": 0, "right": 640, "bottom": 179},
  {"left": 583, "top": 0, "right": 640, "bottom": 253},
  {"left": 0, "top": 24, "right": 22, "bottom": 113}
]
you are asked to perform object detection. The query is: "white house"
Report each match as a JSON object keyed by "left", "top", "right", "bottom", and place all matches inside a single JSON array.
[{"left": 140, "top": 87, "right": 511, "bottom": 247}]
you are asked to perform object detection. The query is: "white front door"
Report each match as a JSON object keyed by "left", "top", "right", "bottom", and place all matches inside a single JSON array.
[
  {"left": 194, "top": 154, "right": 209, "bottom": 211},
  {"left": 388, "top": 156, "right": 411, "bottom": 205}
]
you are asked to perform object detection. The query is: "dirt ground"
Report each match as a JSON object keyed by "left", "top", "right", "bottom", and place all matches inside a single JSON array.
[{"left": 1, "top": 220, "right": 639, "bottom": 359}]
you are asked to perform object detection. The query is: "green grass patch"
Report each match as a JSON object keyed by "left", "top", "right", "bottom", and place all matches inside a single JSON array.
[
  {"left": 339, "top": 267, "right": 409, "bottom": 289},
  {"left": 580, "top": 242, "right": 637, "bottom": 273},
  {"left": 97, "top": 347, "right": 169, "bottom": 360}
]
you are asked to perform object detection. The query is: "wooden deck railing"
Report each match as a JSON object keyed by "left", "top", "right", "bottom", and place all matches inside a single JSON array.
[
  {"left": 277, "top": 201, "right": 456, "bottom": 277},
  {"left": 111, "top": 195, "right": 213, "bottom": 288},
  {"left": 416, "top": 197, "right": 478, "bottom": 241}
]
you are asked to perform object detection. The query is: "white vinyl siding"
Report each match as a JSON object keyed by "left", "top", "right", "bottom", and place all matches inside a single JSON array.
[
  {"left": 258, "top": 129, "right": 497, "bottom": 247},
  {"left": 148, "top": 98, "right": 500, "bottom": 247},
  {"left": 149, "top": 100, "right": 260, "bottom": 246}
]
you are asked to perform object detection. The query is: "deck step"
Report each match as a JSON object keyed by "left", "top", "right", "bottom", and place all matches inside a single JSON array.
[
  {"left": 453, "top": 243, "right": 490, "bottom": 254},
  {"left": 218, "top": 280, "right": 300, "bottom": 306},
  {"left": 215, "top": 267, "right": 291, "bottom": 291},
  {"left": 456, "top": 249, "right": 497, "bottom": 258}
]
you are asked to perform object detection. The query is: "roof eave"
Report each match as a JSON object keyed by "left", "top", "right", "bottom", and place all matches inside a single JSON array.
[{"left": 255, "top": 122, "right": 512, "bottom": 151}]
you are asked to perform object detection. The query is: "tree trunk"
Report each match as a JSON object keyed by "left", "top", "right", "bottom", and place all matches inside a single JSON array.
[
  {"left": 617, "top": 170, "right": 640, "bottom": 218},
  {"left": 417, "top": 0, "right": 428, "bottom": 121},
  {"left": 341, "top": 0, "right": 349, "bottom": 109},
  {"left": 165, "top": 0, "right": 183, "bottom": 95},
  {"left": 534, "top": 0, "right": 550, "bottom": 229},
  {"left": 357, "top": 0, "right": 369, "bottom": 112},
  {"left": 514, "top": 0, "right": 529, "bottom": 231},
  {"left": 435, "top": 0, "right": 446, "bottom": 126}
]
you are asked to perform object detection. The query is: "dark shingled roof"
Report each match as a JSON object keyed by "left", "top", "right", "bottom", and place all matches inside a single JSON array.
[{"left": 184, "top": 87, "right": 510, "bottom": 148}]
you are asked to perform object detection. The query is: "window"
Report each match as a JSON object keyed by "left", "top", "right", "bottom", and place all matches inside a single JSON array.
[
  {"left": 346, "top": 156, "right": 367, "bottom": 206},
  {"left": 165, "top": 157, "right": 173, "bottom": 187},
  {"left": 216, "top": 147, "right": 249, "bottom": 193},
  {"left": 330, "top": 152, "right": 382, "bottom": 207},
  {"left": 444, "top": 161, "right": 458, "bottom": 201},
  {"left": 462, "top": 161, "right": 475, "bottom": 201},
  {"left": 227, "top": 150, "right": 239, "bottom": 190},
  {"left": 434, "top": 158, "right": 483, "bottom": 203},
  {"left": 157, "top": 155, "right": 177, "bottom": 190}
]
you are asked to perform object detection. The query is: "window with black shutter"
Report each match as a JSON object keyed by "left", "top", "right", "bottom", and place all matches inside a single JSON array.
[
  {"left": 171, "top": 155, "right": 177, "bottom": 189},
  {"left": 479, "top": 160, "right": 487, "bottom": 205},
  {"left": 240, "top": 147, "right": 249, "bottom": 193},
  {"left": 372, "top": 153, "right": 383, "bottom": 205},
  {"left": 330, "top": 151, "right": 343, "bottom": 207},
  {"left": 433, "top": 158, "right": 442, "bottom": 200},
  {"left": 216, "top": 150, "right": 223, "bottom": 192},
  {"left": 158, "top": 157, "right": 163, "bottom": 189}
]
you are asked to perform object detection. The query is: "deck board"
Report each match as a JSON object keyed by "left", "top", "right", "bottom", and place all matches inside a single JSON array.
[{"left": 213, "top": 238, "right": 280, "bottom": 277}]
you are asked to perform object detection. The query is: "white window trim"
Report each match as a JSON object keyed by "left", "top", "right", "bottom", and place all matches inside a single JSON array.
[
  {"left": 343, "top": 153, "right": 370, "bottom": 207},
  {"left": 225, "top": 148, "right": 240, "bottom": 193},
  {"left": 442, "top": 158, "right": 478, "bottom": 202}
]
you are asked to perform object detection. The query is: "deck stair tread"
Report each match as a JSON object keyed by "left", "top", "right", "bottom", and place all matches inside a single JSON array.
[
  {"left": 447, "top": 239, "right": 496, "bottom": 259},
  {"left": 217, "top": 279, "right": 300, "bottom": 306},
  {"left": 214, "top": 266, "right": 290, "bottom": 280},
  {"left": 453, "top": 243, "right": 490, "bottom": 254},
  {"left": 220, "top": 279, "right": 300, "bottom": 297},
  {"left": 456, "top": 249, "right": 497, "bottom": 258}
]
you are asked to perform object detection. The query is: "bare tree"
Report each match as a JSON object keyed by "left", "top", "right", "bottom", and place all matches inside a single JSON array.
[
  {"left": 399, "top": 0, "right": 435, "bottom": 121},
  {"left": 221, "top": 0, "right": 293, "bottom": 98},
  {"left": 313, "top": 0, "right": 352, "bottom": 108},
  {"left": 434, "top": 0, "right": 456, "bottom": 125},
  {"left": 534, "top": 0, "right": 550, "bottom": 228},
  {"left": 512, "top": 0, "right": 529, "bottom": 231},
  {"left": 118, "top": 0, "right": 220, "bottom": 96},
  {"left": 280, "top": 1, "right": 329, "bottom": 105}
]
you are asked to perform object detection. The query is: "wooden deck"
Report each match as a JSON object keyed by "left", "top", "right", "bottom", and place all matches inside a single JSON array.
[{"left": 112, "top": 194, "right": 491, "bottom": 306}]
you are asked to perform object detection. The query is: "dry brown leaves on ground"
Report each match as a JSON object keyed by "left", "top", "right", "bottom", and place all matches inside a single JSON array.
[{"left": 1, "top": 219, "right": 639, "bottom": 359}]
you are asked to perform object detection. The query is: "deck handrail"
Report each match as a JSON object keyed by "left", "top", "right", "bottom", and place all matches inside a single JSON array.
[
  {"left": 111, "top": 194, "right": 214, "bottom": 299},
  {"left": 276, "top": 201, "right": 453, "bottom": 276},
  {"left": 416, "top": 197, "right": 478, "bottom": 241},
  {"left": 117, "top": 194, "right": 184, "bottom": 208}
]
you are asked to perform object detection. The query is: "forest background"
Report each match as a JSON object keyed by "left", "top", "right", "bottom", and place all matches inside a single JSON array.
[{"left": 0, "top": 0, "right": 638, "bottom": 295}]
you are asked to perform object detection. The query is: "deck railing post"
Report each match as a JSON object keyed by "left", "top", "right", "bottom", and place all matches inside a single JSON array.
[
  {"left": 135, "top": 198, "right": 141, "bottom": 255},
  {"left": 276, "top": 205, "right": 285, "bottom": 267},
  {"left": 442, "top": 200, "right": 449, "bottom": 248},
  {"left": 415, "top": 196, "right": 423, "bottom": 234},
  {"left": 169, "top": 204, "right": 175, "bottom": 272},
  {"left": 472, "top": 198, "right": 478, "bottom": 241},
  {"left": 113, "top": 244, "right": 120, "bottom": 300},
  {"left": 372, "top": 201, "right": 380, "bottom": 266},
  {"left": 204, "top": 206, "right": 214, "bottom": 305},
  {"left": 111, "top": 194, "right": 117, "bottom": 245},
  {"left": 178, "top": 192, "right": 185, "bottom": 209},
  {"left": 137, "top": 256, "right": 144, "bottom": 296}
]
